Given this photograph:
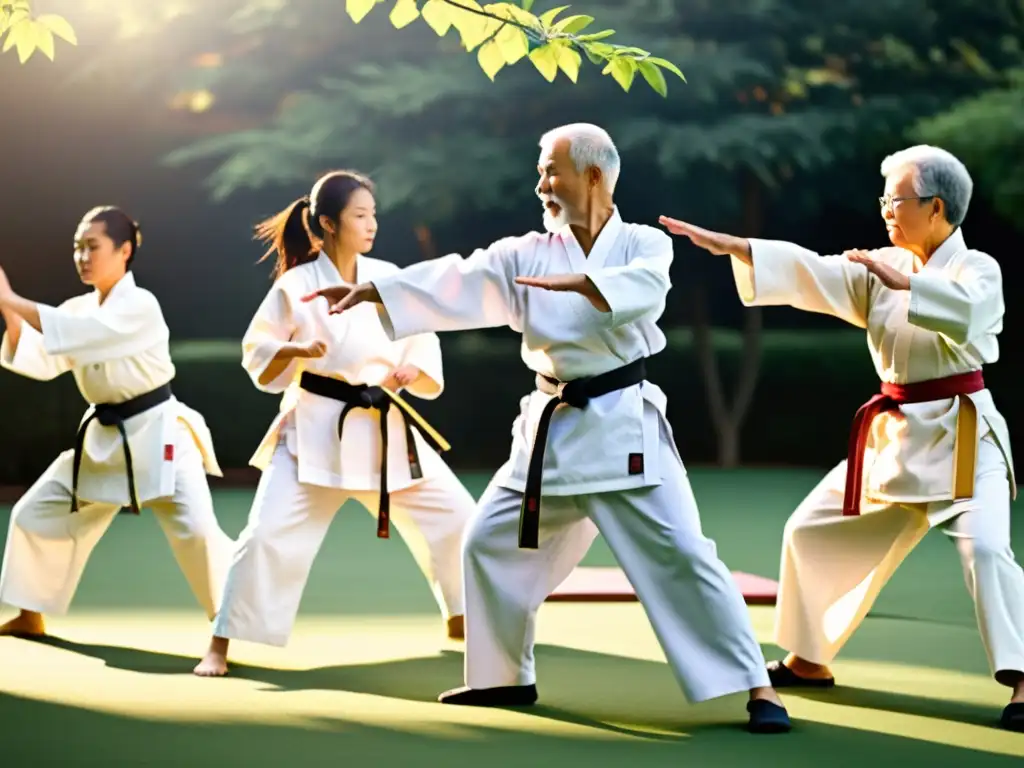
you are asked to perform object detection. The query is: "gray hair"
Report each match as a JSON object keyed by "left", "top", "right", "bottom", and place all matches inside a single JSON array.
[
  {"left": 880, "top": 145, "right": 973, "bottom": 228},
  {"left": 539, "top": 123, "right": 621, "bottom": 192}
]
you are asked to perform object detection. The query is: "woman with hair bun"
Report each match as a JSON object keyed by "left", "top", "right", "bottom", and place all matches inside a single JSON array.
[
  {"left": 193, "top": 171, "right": 474, "bottom": 677},
  {"left": 0, "top": 206, "right": 234, "bottom": 638}
]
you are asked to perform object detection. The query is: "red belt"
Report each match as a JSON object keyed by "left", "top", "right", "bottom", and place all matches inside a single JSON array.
[{"left": 843, "top": 370, "right": 983, "bottom": 516}]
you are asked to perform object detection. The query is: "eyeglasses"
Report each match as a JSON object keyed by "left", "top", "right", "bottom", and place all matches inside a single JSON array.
[{"left": 879, "top": 194, "right": 934, "bottom": 212}]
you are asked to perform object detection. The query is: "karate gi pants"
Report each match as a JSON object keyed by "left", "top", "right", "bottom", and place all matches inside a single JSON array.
[
  {"left": 776, "top": 434, "right": 1024, "bottom": 684},
  {"left": 213, "top": 441, "right": 473, "bottom": 646},
  {"left": 0, "top": 423, "right": 233, "bottom": 619},
  {"left": 463, "top": 417, "right": 771, "bottom": 703}
]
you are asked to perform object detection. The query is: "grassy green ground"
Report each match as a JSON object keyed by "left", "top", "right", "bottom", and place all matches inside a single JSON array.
[{"left": 1, "top": 468, "right": 1022, "bottom": 765}]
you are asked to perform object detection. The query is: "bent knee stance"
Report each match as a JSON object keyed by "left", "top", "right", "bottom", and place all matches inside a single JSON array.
[{"left": 10, "top": 498, "right": 74, "bottom": 539}]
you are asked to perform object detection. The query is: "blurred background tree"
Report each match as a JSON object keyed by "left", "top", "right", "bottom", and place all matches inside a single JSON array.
[{"left": 2, "top": 0, "right": 1020, "bottom": 470}]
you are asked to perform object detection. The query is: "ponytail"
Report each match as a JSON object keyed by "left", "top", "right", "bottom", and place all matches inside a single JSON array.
[{"left": 255, "top": 196, "right": 317, "bottom": 280}]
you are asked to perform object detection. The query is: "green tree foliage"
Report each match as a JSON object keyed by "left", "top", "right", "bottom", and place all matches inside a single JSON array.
[
  {"left": 57, "top": 0, "right": 1024, "bottom": 464},
  {"left": 155, "top": 0, "right": 1019, "bottom": 227},
  {"left": 910, "top": 3, "right": 1024, "bottom": 226}
]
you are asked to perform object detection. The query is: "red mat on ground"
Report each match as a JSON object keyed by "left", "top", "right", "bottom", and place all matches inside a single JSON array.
[{"left": 546, "top": 566, "right": 778, "bottom": 605}]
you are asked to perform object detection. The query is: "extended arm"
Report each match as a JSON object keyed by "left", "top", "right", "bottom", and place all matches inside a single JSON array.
[
  {"left": 0, "top": 267, "right": 71, "bottom": 380},
  {"left": 733, "top": 240, "right": 871, "bottom": 328},
  {"left": 659, "top": 215, "right": 871, "bottom": 328},
  {"left": 15, "top": 292, "right": 161, "bottom": 359},
  {"left": 0, "top": 293, "right": 41, "bottom": 333}
]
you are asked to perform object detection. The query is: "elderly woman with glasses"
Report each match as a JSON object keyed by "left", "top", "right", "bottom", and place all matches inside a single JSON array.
[{"left": 659, "top": 145, "right": 1023, "bottom": 731}]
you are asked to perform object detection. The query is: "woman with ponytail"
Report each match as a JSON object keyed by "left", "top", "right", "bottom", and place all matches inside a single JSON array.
[
  {"left": 194, "top": 171, "right": 474, "bottom": 677},
  {"left": 0, "top": 206, "right": 233, "bottom": 638}
]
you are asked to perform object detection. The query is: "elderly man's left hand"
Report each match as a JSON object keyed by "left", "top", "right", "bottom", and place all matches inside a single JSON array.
[
  {"left": 844, "top": 250, "right": 911, "bottom": 291},
  {"left": 515, "top": 273, "right": 611, "bottom": 312}
]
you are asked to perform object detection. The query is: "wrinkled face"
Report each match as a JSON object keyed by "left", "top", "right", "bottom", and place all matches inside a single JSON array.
[
  {"left": 73, "top": 220, "right": 130, "bottom": 287},
  {"left": 880, "top": 166, "right": 943, "bottom": 249},
  {"left": 321, "top": 187, "right": 377, "bottom": 255},
  {"left": 536, "top": 137, "right": 588, "bottom": 233}
]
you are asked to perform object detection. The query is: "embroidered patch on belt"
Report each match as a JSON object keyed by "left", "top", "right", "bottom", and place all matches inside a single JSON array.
[
  {"left": 628, "top": 453, "right": 644, "bottom": 475},
  {"left": 164, "top": 444, "right": 174, "bottom": 461}
]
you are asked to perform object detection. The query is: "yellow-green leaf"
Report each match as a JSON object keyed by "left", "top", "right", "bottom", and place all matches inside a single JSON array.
[
  {"left": 33, "top": 22, "right": 55, "bottom": 61},
  {"left": 389, "top": 0, "right": 419, "bottom": 28},
  {"left": 2, "top": 7, "right": 29, "bottom": 32},
  {"left": 35, "top": 13, "right": 77, "bottom": 45},
  {"left": 2, "top": 17, "right": 25, "bottom": 53},
  {"left": 529, "top": 42, "right": 560, "bottom": 82},
  {"left": 14, "top": 19, "right": 37, "bottom": 63},
  {"left": 446, "top": 0, "right": 494, "bottom": 50},
  {"left": 539, "top": 5, "right": 570, "bottom": 26},
  {"left": 586, "top": 41, "right": 614, "bottom": 57},
  {"left": 496, "top": 25, "right": 529, "bottom": 64},
  {"left": 638, "top": 59, "right": 666, "bottom": 96},
  {"left": 477, "top": 38, "right": 505, "bottom": 80},
  {"left": 483, "top": 2, "right": 537, "bottom": 27},
  {"left": 603, "top": 56, "right": 636, "bottom": 91},
  {"left": 611, "top": 46, "right": 649, "bottom": 56},
  {"left": 557, "top": 45, "right": 581, "bottom": 83},
  {"left": 576, "top": 29, "right": 614, "bottom": 42},
  {"left": 553, "top": 14, "right": 592, "bottom": 34},
  {"left": 456, "top": 18, "right": 497, "bottom": 51},
  {"left": 346, "top": 0, "right": 380, "bottom": 24},
  {"left": 421, "top": 0, "right": 453, "bottom": 35},
  {"left": 646, "top": 56, "right": 686, "bottom": 82}
]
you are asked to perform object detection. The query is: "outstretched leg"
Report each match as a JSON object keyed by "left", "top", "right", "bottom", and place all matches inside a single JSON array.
[
  {"left": 940, "top": 437, "right": 1024, "bottom": 730},
  {"left": 0, "top": 450, "right": 120, "bottom": 631},
  {"left": 194, "top": 443, "right": 346, "bottom": 676},
  {"left": 586, "top": 416, "right": 789, "bottom": 733},
  {"left": 439, "top": 477, "right": 597, "bottom": 704},
  {"left": 770, "top": 461, "right": 929, "bottom": 685}
]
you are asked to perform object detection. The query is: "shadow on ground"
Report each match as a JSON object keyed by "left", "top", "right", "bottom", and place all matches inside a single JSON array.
[{"left": 7, "top": 634, "right": 1016, "bottom": 767}]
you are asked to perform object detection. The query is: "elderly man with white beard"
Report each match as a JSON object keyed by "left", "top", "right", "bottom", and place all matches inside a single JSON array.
[
  {"left": 660, "top": 144, "right": 1024, "bottom": 732},
  {"left": 302, "top": 122, "right": 792, "bottom": 734}
]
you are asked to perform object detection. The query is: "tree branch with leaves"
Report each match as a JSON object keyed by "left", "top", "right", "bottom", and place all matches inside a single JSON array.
[
  {"left": 2, "top": 0, "right": 684, "bottom": 96},
  {"left": 347, "top": 0, "right": 684, "bottom": 94},
  {"left": 1, "top": 0, "right": 76, "bottom": 62}
]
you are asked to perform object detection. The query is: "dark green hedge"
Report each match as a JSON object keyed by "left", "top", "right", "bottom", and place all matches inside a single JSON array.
[{"left": 0, "top": 330, "right": 1015, "bottom": 486}]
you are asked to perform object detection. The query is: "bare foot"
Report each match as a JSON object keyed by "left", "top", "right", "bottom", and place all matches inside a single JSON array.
[
  {"left": 0, "top": 610, "right": 46, "bottom": 637},
  {"left": 447, "top": 615, "right": 464, "bottom": 641},
  {"left": 749, "top": 685, "right": 785, "bottom": 707},
  {"left": 784, "top": 653, "right": 834, "bottom": 680},
  {"left": 193, "top": 636, "right": 230, "bottom": 677}
]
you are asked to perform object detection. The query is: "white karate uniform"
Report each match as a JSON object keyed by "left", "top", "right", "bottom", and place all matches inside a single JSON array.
[
  {"left": 0, "top": 272, "right": 232, "bottom": 619},
  {"left": 372, "top": 208, "right": 771, "bottom": 702},
  {"left": 212, "top": 253, "right": 473, "bottom": 647},
  {"left": 733, "top": 229, "right": 1024, "bottom": 681}
]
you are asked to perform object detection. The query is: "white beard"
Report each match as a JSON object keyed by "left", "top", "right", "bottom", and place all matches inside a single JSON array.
[{"left": 541, "top": 196, "right": 570, "bottom": 233}]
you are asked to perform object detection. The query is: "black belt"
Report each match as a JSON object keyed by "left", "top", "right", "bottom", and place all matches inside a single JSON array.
[
  {"left": 299, "top": 371, "right": 447, "bottom": 539},
  {"left": 71, "top": 382, "right": 174, "bottom": 515},
  {"left": 519, "top": 358, "right": 648, "bottom": 549}
]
